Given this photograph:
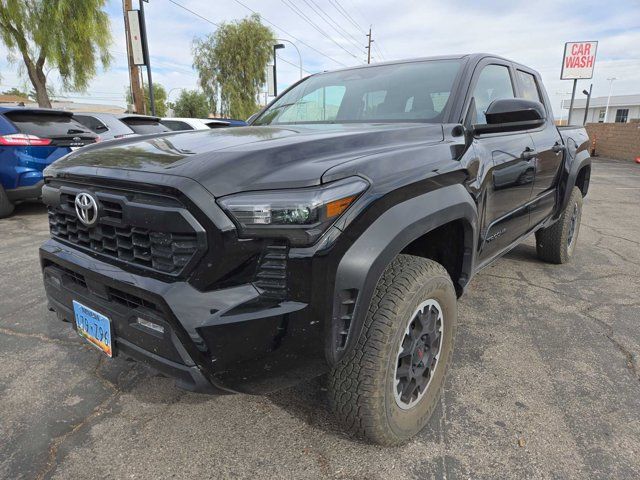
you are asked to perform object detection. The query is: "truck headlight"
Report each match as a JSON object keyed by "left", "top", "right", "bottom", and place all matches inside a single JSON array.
[{"left": 218, "top": 177, "right": 369, "bottom": 246}]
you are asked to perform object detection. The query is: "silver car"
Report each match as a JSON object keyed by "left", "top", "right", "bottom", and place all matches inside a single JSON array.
[{"left": 73, "top": 112, "right": 138, "bottom": 141}]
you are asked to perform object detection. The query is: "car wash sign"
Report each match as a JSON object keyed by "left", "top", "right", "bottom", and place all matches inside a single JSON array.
[{"left": 561, "top": 41, "right": 598, "bottom": 79}]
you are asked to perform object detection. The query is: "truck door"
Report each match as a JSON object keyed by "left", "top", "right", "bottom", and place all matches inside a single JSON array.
[
  {"left": 515, "top": 69, "right": 564, "bottom": 227},
  {"left": 468, "top": 62, "right": 536, "bottom": 263}
]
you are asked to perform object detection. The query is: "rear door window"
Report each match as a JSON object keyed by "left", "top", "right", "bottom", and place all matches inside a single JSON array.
[
  {"left": 6, "top": 111, "right": 93, "bottom": 138},
  {"left": 74, "top": 115, "right": 109, "bottom": 134},
  {"left": 121, "top": 118, "right": 171, "bottom": 134},
  {"left": 161, "top": 120, "right": 193, "bottom": 131}
]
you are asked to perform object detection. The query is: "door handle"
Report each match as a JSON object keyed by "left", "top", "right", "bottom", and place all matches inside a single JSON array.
[
  {"left": 521, "top": 147, "right": 537, "bottom": 160},
  {"left": 551, "top": 142, "right": 565, "bottom": 153}
]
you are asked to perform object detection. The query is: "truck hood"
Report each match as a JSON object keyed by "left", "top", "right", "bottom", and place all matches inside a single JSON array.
[{"left": 46, "top": 123, "right": 444, "bottom": 197}]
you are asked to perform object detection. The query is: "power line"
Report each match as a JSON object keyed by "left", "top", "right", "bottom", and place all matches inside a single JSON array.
[
  {"left": 304, "top": 0, "right": 364, "bottom": 54},
  {"left": 166, "top": 0, "right": 314, "bottom": 74},
  {"left": 280, "top": 0, "right": 361, "bottom": 61},
  {"left": 329, "top": 0, "right": 365, "bottom": 34},
  {"left": 168, "top": 0, "right": 349, "bottom": 69},
  {"left": 332, "top": 0, "right": 388, "bottom": 61},
  {"left": 167, "top": 0, "right": 221, "bottom": 27},
  {"left": 231, "top": 0, "right": 349, "bottom": 68}
]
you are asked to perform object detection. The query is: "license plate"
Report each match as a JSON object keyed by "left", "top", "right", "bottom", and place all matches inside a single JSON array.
[{"left": 73, "top": 301, "right": 113, "bottom": 357}]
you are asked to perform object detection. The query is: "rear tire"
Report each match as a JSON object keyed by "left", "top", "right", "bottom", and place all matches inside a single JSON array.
[
  {"left": 535, "top": 186, "right": 583, "bottom": 264},
  {"left": 0, "top": 186, "right": 15, "bottom": 219},
  {"left": 328, "top": 254, "right": 457, "bottom": 446}
]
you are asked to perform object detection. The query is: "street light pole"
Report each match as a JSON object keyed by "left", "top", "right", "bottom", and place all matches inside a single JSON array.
[
  {"left": 276, "top": 38, "right": 303, "bottom": 79},
  {"left": 603, "top": 77, "right": 616, "bottom": 123},
  {"left": 582, "top": 84, "right": 592, "bottom": 125},
  {"left": 272, "top": 44, "right": 285, "bottom": 97}
]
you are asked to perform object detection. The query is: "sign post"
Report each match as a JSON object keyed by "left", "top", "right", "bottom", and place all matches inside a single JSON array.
[{"left": 561, "top": 41, "right": 598, "bottom": 125}]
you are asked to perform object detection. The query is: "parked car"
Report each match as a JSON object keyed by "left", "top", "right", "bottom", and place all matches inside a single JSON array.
[
  {"left": 117, "top": 114, "right": 171, "bottom": 135},
  {"left": 73, "top": 112, "right": 137, "bottom": 141},
  {"left": 40, "top": 54, "right": 591, "bottom": 445},
  {"left": 161, "top": 117, "right": 230, "bottom": 131},
  {"left": 0, "top": 107, "right": 97, "bottom": 217}
]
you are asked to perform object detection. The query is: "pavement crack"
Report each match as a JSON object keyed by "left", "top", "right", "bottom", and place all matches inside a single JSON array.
[
  {"left": 481, "top": 272, "right": 585, "bottom": 303},
  {"left": 579, "top": 306, "right": 639, "bottom": 382},
  {"left": 583, "top": 223, "right": 640, "bottom": 247},
  {"left": 0, "top": 327, "right": 78, "bottom": 347},
  {"left": 35, "top": 392, "right": 120, "bottom": 480},
  {"left": 34, "top": 364, "right": 138, "bottom": 480}
]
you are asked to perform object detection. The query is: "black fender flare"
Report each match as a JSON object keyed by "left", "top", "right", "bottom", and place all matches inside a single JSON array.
[
  {"left": 327, "top": 184, "right": 478, "bottom": 365},
  {"left": 554, "top": 135, "right": 592, "bottom": 220}
]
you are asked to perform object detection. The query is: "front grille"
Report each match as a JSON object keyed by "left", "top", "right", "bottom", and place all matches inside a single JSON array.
[
  {"left": 108, "top": 287, "right": 159, "bottom": 312},
  {"left": 56, "top": 264, "right": 88, "bottom": 289},
  {"left": 47, "top": 184, "right": 204, "bottom": 276}
]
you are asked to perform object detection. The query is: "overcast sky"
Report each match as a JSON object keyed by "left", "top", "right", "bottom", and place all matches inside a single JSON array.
[{"left": 1, "top": 0, "right": 639, "bottom": 119}]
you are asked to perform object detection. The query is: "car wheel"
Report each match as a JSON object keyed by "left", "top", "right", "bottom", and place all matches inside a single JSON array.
[
  {"left": 0, "top": 186, "right": 15, "bottom": 219},
  {"left": 328, "top": 254, "right": 457, "bottom": 446},
  {"left": 535, "top": 186, "right": 583, "bottom": 264}
]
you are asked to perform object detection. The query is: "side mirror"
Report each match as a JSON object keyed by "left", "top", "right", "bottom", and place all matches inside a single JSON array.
[{"left": 474, "top": 98, "right": 545, "bottom": 135}]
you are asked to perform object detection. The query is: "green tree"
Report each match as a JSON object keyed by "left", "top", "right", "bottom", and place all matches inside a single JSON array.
[
  {"left": 0, "top": 0, "right": 112, "bottom": 108},
  {"left": 193, "top": 14, "right": 274, "bottom": 119},
  {"left": 126, "top": 83, "right": 168, "bottom": 117},
  {"left": 2, "top": 86, "right": 29, "bottom": 98},
  {"left": 172, "top": 89, "right": 210, "bottom": 118}
]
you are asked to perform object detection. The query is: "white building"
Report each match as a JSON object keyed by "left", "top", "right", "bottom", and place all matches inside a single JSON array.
[{"left": 562, "top": 94, "right": 640, "bottom": 124}]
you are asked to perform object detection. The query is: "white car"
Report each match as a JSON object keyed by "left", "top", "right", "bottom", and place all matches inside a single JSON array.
[{"left": 160, "top": 117, "right": 230, "bottom": 131}]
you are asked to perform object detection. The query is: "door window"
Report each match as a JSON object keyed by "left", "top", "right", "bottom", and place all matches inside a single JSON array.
[{"left": 471, "top": 65, "right": 515, "bottom": 124}]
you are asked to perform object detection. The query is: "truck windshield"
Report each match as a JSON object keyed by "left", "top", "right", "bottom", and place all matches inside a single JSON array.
[{"left": 254, "top": 59, "right": 462, "bottom": 126}]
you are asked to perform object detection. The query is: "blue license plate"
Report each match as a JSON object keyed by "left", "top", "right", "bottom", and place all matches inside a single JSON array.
[{"left": 73, "top": 301, "right": 113, "bottom": 357}]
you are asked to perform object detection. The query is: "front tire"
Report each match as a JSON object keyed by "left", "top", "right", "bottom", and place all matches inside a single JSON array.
[
  {"left": 0, "top": 186, "right": 15, "bottom": 219},
  {"left": 535, "top": 186, "right": 583, "bottom": 264},
  {"left": 328, "top": 255, "right": 457, "bottom": 446}
]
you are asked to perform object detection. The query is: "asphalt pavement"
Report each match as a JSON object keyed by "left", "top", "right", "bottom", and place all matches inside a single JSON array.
[{"left": 1, "top": 158, "right": 639, "bottom": 479}]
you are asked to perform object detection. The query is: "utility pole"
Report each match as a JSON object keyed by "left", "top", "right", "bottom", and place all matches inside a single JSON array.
[
  {"left": 139, "top": 0, "right": 155, "bottom": 115},
  {"left": 366, "top": 27, "right": 373, "bottom": 64},
  {"left": 604, "top": 77, "right": 616, "bottom": 123},
  {"left": 123, "top": 0, "right": 144, "bottom": 113}
]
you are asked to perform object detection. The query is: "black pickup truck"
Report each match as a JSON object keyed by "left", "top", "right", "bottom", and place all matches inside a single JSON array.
[{"left": 40, "top": 54, "right": 591, "bottom": 445}]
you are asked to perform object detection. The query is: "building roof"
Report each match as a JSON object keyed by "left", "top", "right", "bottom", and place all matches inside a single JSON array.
[{"left": 562, "top": 94, "right": 640, "bottom": 109}]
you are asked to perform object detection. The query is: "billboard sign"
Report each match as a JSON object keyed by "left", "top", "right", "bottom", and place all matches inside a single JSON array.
[
  {"left": 561, "top": 41, "right": 598, "bottom": 79},
  {"left": 127, "top": 10, "right": 145, "bottom": 66}
]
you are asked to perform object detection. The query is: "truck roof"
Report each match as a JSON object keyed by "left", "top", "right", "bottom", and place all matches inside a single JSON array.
[{"left": 317, "top": 53, "right": 532, "bottom": 75}]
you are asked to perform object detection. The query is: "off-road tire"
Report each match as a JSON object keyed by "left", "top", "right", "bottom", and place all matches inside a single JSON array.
[
  {"left": 535, "top": 186, "right": 583, "bottom": 264},
  {"left": 0, "top": 186, "right": 14, "bottom": 219},
  {"left": 328, "top": 254, "right": 457, "bottom": 446}
]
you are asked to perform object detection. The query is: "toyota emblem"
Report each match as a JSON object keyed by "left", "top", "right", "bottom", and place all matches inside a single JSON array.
[
  {"left": 74, "top": 193, "right": 99, "bottom": 226},
  {"left": 72, "top": 136, "right": 81, "bottom": 142}
]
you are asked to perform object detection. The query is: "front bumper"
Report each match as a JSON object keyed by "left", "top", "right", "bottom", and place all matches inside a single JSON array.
[
  {"left": 40, "top": 239, "right": 327, "bottom": 394},
  {"left": 6, "top": 180, "right": 44, "bottom": 202}
]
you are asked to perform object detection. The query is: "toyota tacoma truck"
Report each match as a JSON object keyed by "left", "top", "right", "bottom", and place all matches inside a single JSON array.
[{"left": 40, "top": 54, "right": 591, "bottom": 445}]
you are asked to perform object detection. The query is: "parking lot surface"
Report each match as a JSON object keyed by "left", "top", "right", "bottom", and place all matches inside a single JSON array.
[{"left": 1, "top": 158, "right": 639, "bottom": 479}]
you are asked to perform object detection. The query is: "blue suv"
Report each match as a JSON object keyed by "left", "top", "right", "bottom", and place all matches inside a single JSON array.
[{"left": 0, "top": 107, "right": 97, "bottom": 217}]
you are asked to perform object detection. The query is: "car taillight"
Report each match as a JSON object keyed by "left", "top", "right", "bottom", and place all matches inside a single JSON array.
[{"left": 0, "top": 133, "right": 52, "bottom": 146}]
